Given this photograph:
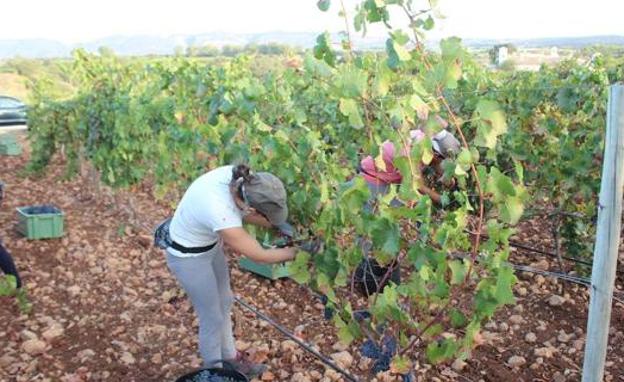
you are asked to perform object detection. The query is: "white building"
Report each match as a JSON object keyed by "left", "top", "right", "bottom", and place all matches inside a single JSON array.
[{"left": 497, "top": 46, "right": 509, "bottom": 65}]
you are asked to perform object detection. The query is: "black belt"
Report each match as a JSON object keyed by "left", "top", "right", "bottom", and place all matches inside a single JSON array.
[{"left": 169, "top": 240, "right": 217, "bottom": 254}]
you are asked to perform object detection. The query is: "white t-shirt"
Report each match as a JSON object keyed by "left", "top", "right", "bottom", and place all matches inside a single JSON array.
[{"left": 168, "top": 165, "right": 243, "bottom": 257}]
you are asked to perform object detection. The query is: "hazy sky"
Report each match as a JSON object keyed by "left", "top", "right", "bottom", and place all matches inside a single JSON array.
[{"left": 0, "top": 0, "right": 622, "bottom": 43}]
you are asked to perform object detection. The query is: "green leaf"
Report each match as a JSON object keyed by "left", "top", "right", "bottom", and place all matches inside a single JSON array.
[
  {"left": 449, "top": 259, "right": 466, "bottom": 285},
  {"left": 496, "top": 175, "right": 516, "bottom": 197},
  {"left": 473, "top": 100, "right": 508, "bottom": 149},
  {"left": 391, "top": 355, "right": 412, "bottom": 374},
  {"left": 408, "top": 94, "right": 429, "bottom": 120},
  {"left": 391, "top": 30, "right": 410, "bottom": 46},
  {"left": 287, "top": 252, "right": 311, "bottom": 284},
  {"left": 450, "top": 309, "right": 468, "bottom": 328},
  {"left": 422, "top": 323, "right": 444, "bottom": 339},
  {"left": 457, "top": 148, "right": 472, "bottom": 166},
  {"left": 340, "top": 176, "right": 370, "bottom": 214},
  {"left": 370, "top": 218, "right": 401, "bottom": 256},
  {"left": 444, "top": 61, "right": 462, "bottom": 89},
  {"left": 513, "top": 160, "right": 524, "bottom": 183},
  {"left": 501, "top": 196, "right": 524, "bottom": 225},
  {"left": 421, "top": 143, "right": 433, "bottom": 165},
  {"left": 253, "top": 113, "right": 272, "bottom": 132},
  {"left": 0, "top": 275, "right": 18, "bottom": 296},
  {"left": 317, "top": 0, "right": 331, "bottom": 11},
  {"left": 423, "top": 15, "right": 435, "bottom": 30},
  {"left": 314, "top": 32, "right": 337, "bottom": 67},
  {"left": 373, "top": 75, "right": 390, "bottom": 97},
  {"left": 385, "top": 39, "right": 400, "bottom": 69},
  {"left": 393, "top": 41, "right": 412, "bottom": 61},
  {"left": 371, "top": 284, "right": 406, "bottom": 322},
  {"left": 334, "top": 316, "right": 355, "bottom": 344},
  {"left": 487, "top": 168, "right": 511, "bottom": 200},
  {"left": 440, "top": 37, "right": 463, "bottom": 62},
  {"left": 426, "top": 338, "right": 459, "bottom": 364},
  {"left": 303, "top": 52, "right": 334, "bottom": 77},
  {"left": 339, "top": 98, "right": 365, "bottom": 129},
  {"left": 334, "top": 66, "right": 368, "bottom": 98},
  {"left": 494, "top": 265, "right": 517, "bottom": 305}
]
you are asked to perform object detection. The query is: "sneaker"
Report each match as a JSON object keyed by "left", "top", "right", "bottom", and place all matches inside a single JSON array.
[{"left": 224, "top": 352, "right": 267, "bottom": 379}]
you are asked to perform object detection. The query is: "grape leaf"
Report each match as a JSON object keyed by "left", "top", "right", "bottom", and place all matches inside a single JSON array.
[{"left": 317, "top": 0, "right": 331, "bottom": 11}]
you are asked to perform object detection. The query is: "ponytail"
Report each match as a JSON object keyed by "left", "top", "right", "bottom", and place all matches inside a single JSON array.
[
  {"left": 230, "top": 164, "right": 254, "bottom": 208},
  {"left": 231, "top": 164, "right": 253, "bottom": 184}
]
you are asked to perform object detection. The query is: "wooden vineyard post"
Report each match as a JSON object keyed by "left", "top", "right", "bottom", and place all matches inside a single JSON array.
[{"left": 582, "top": 84, "right": 624, "bottom": 382}]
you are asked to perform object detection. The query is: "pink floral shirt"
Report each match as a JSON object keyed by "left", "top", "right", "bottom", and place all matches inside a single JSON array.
[{"left": 359, "top": 130, "right": 426, "bottom": 185}]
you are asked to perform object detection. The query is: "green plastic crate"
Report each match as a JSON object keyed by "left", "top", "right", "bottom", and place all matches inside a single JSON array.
[
  {"left": 239, "top": 257, "right": 291, "bottom": 280},
  {"left": 0, "top": 133, "right": 17, "bottom": 145},
  {"left": 16, "top": 205, "right": 64, "bottom": 240},
  {"left": 0, "top": 142, "right": 22, "bottom": 156}
]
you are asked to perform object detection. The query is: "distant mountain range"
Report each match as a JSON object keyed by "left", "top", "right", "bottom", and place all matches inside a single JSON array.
[{"left": 1, "top": 32, "right": 623, "bottom": 59}]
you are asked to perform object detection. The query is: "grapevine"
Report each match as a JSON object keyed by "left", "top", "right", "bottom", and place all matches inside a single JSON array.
[{"left": 23, "top": 0, "right": 624, "bottom": 378}]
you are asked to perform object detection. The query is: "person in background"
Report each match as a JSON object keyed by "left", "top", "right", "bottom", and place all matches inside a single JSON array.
[
  {"left": 156, "top": 164, "right": 319, "bottom": 378},
  {"left": 349, "top": 128, "right": 462, "bottom": 295},
  {"left": 0, "top": 182, "right": 22, "bottom": 289},
  {"left": 357, "top": 128, "right": 461, "bottom": 206},
  {"left": 0, "top": 243, "right": 22, "bottom": 289}
]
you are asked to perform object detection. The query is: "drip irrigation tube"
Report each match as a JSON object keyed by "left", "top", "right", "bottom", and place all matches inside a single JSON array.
[
  {"left": 508, "top": 240, "right": 594, "bottom": 267},
  {"left": 233, "top": 296, "right": 359, "bottom": 382},
  {"left": 467, "top": 229, "right": 595, "bottom": 267},
  {"left": 233, "top": 258, "right": 622, "bottom": 382},
  {"left": 510, "top": 263, "right": 624, "bottom": 305},
  {"left": 453, "top": 251, "right": 624, "bottom": 305}
]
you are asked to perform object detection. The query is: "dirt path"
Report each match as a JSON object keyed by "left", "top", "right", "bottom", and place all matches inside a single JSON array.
[{"left": 1, "top": 135, "right": 623, "bottom": 382}]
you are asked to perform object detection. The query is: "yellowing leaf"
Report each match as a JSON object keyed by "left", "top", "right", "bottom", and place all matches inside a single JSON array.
[
  {"left": 174, "top": 111, "right": 184, "bottom": 124},
  {"left": 409, "top": 94, "right": 429, "bottom": 120},
  {"left": 394, "top": 41, "right": 412, "bottom": 61},
  {"left": 445, "top": 60, "right": 462, "bottom": 89},
  {"left": 502, "top": 196, "right": 524, "bottom": 225},
  {"left": 339, "top": 98, "right": 364, "bottom": 129},
  {"left": 473, "top": 100, "right": 508, "bottom": 149},
  {"left": 391, "top": 355, "right": 412, "bottom": 374},
  {"left": 253, "top": 114, "right": 273, "bottom": 132},
  {"left": 422, "top": 144, "right": 433, "bottom": 165},
  {"left": 375, "top": 147, "right": 387, "bottom": 172}
]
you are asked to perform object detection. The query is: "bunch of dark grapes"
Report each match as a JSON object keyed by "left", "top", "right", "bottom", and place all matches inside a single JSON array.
[
  {"left": 319, "top": 294, "right": 334, "bottom": 320},
  {"left": 360, "top": 335, "right": 398, "bottom": 374},
  {"left": 371, "top": 353, "right": 391, "bottom": 374},
  {"left": 381, "top": 334, "right": 397, "bottom": 356},
  {"left": 361, "top": 339, "right": 381, "bottom": 359},
  {"left": 353, "top": 310, "right": 371, "bottom": 322},
  {"left": 189, "top": 370, "right": 238, "bottom": 382}
]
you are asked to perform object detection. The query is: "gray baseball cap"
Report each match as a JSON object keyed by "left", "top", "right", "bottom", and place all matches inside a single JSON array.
[
  {"left": 243, "top": 172, "right": 289, "bottom": 229},
  {"left": 432, "top": 130, "right": 461, "bottom": 157}
]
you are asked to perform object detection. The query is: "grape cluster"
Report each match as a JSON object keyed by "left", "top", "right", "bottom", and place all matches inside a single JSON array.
[
  {"left": 353, "top": 310, "right": 371, "bottom": 322},
  {"left": 187, "top": 370, "right": 239, "bottom": 382},
  {"left": 361, "top": 335, "right": 398, "bottom": 374},
  {"left": 323, "top": 306, "right": 334, "bottom": 320},
  {"left": 371, "top": 353, "right": 391, "bottom": 373},
  {"left": 361, "top": 339, "right": 381, "bottom": 359},
  {"left": 319, "top": 294, "right": 334, "bottom": 320},
  {"left": 381, "top": 334, "right": 397, "bottom": 356}
]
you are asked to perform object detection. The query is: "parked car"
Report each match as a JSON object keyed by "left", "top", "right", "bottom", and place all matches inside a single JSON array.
[{"left": 0, "top": 96, "right": 27, "bottom": 125}]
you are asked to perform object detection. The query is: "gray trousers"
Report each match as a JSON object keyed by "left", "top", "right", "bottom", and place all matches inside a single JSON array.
[{"left": 166, "top": 243, "right": 236, "bottom": 366}]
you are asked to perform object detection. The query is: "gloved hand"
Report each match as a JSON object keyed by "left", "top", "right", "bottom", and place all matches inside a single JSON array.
[
  {"left": 298, "top": 238, "right": 324, "bottom": 255},
  {"left": 275, "top": 222, "right": 296, "bottom": 238}
]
